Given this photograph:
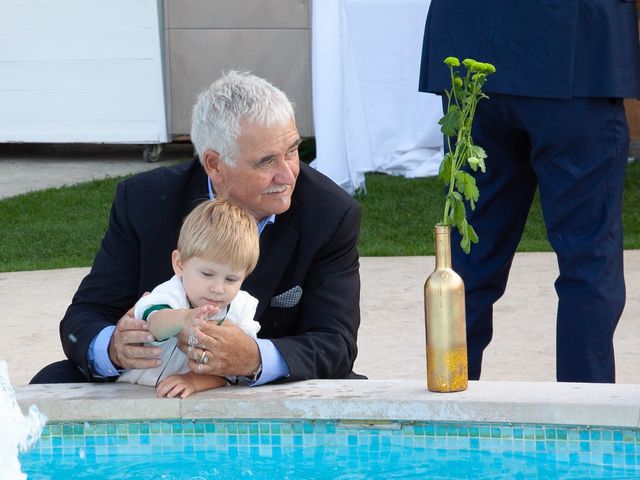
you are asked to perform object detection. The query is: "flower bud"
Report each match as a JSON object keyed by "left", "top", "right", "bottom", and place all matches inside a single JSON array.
[
  {"left": 462, "top": 58, "right": 476, "bottom": 69},
  {"left": 444, "top": 56, "right": 460, "bottom": 67},
  {"left": 483, "top": 63, "right": 496, "bottom": 74}
]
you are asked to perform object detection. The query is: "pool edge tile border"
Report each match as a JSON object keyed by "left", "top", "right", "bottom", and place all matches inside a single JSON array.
[{"left": 15, "top": 380, "right": 640, "bottom": 428}]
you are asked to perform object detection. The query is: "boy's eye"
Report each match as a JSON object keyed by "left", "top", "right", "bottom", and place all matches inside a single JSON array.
[
  {"left": 201, "top": 272, "right": 213, "bottom": 277},
  {"left": 226, "top": 277, "right": 238, "bottom": 283}
]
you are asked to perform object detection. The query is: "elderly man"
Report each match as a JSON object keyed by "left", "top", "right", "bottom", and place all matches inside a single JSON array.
[{"left": 32, "top": 71, "right": 362, "bottom": 385}]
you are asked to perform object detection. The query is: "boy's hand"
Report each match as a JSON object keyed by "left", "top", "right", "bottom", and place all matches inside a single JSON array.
[
  {"left": 156, "top": 374, "right": 197, "bottom": 398},
  {"left": 156, "top": 372, "right": 227, "bottom": 398},
  {"left": 183, "top": 305, "right": 219, "bottom": 332}
]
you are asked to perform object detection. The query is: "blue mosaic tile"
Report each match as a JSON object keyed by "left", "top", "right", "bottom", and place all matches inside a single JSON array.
[{"left": 25, "top": 419, "right": 640, "bottom": 471}]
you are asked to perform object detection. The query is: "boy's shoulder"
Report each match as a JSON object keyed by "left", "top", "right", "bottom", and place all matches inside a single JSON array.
[{"left": 134, "top": 275, "right": 188, "bottom": 319}]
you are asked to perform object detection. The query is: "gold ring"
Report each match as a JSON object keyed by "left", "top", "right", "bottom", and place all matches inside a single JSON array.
[{"left": 199, "top": 349, "right": 207, "bottom": 363}]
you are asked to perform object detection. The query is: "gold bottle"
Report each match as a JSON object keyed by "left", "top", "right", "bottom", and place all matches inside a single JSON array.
[{"left": 424, "top": 224, "right": 468, "bottom": 392}]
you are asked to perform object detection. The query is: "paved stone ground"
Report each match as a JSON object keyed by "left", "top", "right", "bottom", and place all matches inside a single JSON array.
[{"left": 1, "top": 147, "right": 638, "bottom": 386}]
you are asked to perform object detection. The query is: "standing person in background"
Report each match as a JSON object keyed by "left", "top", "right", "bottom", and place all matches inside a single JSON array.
[
  {"left": 31, "top": 71, "right": 363, "bottom": 386},
  {"left": 419, "top": 0, "right": 640, "bottom": 382}
]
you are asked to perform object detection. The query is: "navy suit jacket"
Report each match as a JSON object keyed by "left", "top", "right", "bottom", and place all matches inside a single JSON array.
[
  {"left": 420, "top": 0, "right": 640, "bottom": 99},
  {"left": 60, "top": 159, "right": 361, "bottom": 382}
]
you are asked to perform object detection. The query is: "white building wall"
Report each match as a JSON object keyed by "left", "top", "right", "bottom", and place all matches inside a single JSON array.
[{"left": 0, "top": 0, "right": 168, "bottom": 143}]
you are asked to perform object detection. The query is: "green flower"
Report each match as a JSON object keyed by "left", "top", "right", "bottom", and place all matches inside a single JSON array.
[
  {"left": 454, "top": 77, "right": 463, "bottom": 88},
  {"left": 462, "top": 58, "right": 476, "bottom": 69},
  {"left": 482, "top": 62, "right": 496, "bottom": 74},
  {"left": 444, "top": 56, "right": 460, "bottom": 67},
  {"left": 474, "top": 62, "right": 496, "bottom": 75}
]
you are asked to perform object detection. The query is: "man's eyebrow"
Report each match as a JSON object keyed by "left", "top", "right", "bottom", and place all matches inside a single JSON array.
[
  {"left": 254, "top": 138, "right": 303, "bottom": 165},
  {"left": 255, "top": 153, "right": 277, "bottom": 165}
]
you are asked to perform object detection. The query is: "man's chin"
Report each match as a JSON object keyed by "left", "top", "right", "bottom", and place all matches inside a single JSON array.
[{"left": 262, "top": 197, "right": 292, "bottom": 215}]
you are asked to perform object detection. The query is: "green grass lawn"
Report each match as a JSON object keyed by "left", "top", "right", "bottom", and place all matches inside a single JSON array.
[
  {"left": 359, "top": 159, "right": 640, "bottom": 255},
  {"left": 1, "top": 160, "right": 639, "bottom": 272}
]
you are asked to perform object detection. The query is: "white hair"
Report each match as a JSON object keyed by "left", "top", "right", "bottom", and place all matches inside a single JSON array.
[{"left": 190, "top": 71, "right": 295, "bottom": 166}]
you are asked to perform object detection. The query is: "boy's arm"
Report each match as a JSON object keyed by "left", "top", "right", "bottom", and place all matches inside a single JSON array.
[
  {"left": 182, "top": 371, "right": 227, "bottom": 392},
  {"left": 146, "top": 304, "right": 218, "bottom": 341},
  {"left": 145, "top": 308, "right": 192, "bottom": 340}
]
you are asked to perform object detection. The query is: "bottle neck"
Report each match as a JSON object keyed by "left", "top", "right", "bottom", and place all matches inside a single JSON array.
[{"left": 434, "top": 225, "right": 452, "bottom": 269}]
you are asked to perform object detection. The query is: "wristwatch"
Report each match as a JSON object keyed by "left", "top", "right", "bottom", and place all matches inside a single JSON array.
[{"left": 241, "top": 362, "right": 263, "bottom": 384}]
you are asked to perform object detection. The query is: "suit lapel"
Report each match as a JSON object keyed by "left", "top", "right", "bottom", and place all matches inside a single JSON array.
[{"left": 246, "top": 205, "right": 300, "bottom": 319}]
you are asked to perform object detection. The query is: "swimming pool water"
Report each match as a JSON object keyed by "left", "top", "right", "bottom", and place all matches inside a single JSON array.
[{"left": 20, "top": 419, "right": 640, "bottom": 479}]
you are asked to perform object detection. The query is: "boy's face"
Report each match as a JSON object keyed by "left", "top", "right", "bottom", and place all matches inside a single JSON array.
[{"left": 172, "top": 252, "right": 247, "bottom": 310}]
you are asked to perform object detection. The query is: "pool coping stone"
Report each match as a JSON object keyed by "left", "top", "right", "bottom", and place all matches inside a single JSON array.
[{"left": 15, "top": 380, "right": 640, "bottom": 428}]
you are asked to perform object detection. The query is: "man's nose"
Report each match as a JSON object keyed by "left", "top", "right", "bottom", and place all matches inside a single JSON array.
[{"left": 274, "top": 158, "right": 296, "bottom": 183}]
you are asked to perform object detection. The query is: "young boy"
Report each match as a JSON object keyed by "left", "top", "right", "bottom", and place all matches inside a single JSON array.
[{"left": 117, "top": 198, "right": 260, "bottom": 398}]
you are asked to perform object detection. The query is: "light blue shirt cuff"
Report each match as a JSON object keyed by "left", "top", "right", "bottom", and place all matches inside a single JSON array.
[
  {"left": 251, "top": 338, "right": 290, "bottom": 386},
  {"left": 88, "top": 325, "right": 122, "bottom": 378}
]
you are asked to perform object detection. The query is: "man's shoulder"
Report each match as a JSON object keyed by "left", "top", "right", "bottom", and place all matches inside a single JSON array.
[
  {"left": 295, "top": 163, "right": 358, "bottom": 212},
  {"left": 119, "top": 157, "right": 203, "bottom": 198}
]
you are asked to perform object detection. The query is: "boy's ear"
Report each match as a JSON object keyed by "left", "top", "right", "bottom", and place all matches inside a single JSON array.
[{"left": 171, "top": 250, "right": 183, "bottom": 276}]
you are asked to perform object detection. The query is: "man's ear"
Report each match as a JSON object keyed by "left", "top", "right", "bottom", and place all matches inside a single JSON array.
[
  {"left": 171, "top": 250, "right": 184, "bottom": 276},
  {"left": 201, "top": 149, "right": 225, "bottom": 183}
]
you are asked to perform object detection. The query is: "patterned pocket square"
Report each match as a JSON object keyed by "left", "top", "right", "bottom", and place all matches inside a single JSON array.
[{"left": 270, "top": 286, "right": 303, "bottom": 308}]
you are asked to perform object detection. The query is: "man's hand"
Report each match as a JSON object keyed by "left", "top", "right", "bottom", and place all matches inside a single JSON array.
[
  {"left": 108, "top": 309, "right": 162, "bottom": 370},
  {"left": 177, "top": 322, "right": 260, "bottom": 377}
]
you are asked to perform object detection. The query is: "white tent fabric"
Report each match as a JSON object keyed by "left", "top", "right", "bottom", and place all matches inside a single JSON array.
[{"left": 311, "top": 0, "right": 444, "bottom": 194}]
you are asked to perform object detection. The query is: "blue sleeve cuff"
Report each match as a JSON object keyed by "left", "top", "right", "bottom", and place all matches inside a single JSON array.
[
  {"left": 88, "top": 325, "right": 122, "bottom": 378},
  {"left": 250, "top": 338, "right": 290, "bottom": 386}
]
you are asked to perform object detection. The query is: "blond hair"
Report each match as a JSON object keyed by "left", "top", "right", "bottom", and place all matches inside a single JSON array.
[{"left": 177, "top": 198, "right": 260, "bottom": 275}]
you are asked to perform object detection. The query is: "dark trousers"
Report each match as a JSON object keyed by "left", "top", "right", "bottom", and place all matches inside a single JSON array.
[
  {"left": 30, "top": 360, "right": 89, "bottom": 384},
  {"left": 451, "top": 94, "right": 628, "bottom": 383}
]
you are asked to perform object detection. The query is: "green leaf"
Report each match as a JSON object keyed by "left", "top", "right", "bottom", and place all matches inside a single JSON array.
[
  {"left": 468, "top": 145, "right": 487, "bottom": 172},
  {"left": 451, "top": 195, "right": 466, "bottom": 228},
  {"left": 460, "top": 233, "right": 471, "bottom": 254},
  {"left": 454, "top": 171, "right": 479, "bottom": 209},
  {"left": 467, "top": 223, "right": 479, "bottom": 244},
  {"left": 469, "top": 144, "right": 487, "bottom": 159},
  {"left": 438, "top": 105, "right": 461, "bottom": 137},
  {"left": 459, "top": 222, "right": 479, "bottom": 255},
  {"left": 438, "top": 153, "right": 453, "bottom": 186}
]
